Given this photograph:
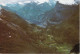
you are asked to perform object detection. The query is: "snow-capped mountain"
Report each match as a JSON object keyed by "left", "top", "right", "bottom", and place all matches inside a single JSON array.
[
  {"left": 0, "top": 0, "right": 79, "bottom": 27},
  {"left": 0, "top": 0, "right": 56, "bottom": 27}
]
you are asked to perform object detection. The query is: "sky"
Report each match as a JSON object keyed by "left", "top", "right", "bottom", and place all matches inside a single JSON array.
[
  {"left": 0, "top": 0, "right": 75, "bottom": 5},
  {"left": 57, "top": 0, "right": 75, "bottom": 4}
]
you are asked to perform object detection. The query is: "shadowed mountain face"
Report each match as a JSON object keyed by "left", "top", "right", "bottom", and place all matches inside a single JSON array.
[
  {"left": 39, "top": 2, "right": 79, "bottom": 27},
  {"left": 0, "top": 2, "right": 79, "bottom": 54}
]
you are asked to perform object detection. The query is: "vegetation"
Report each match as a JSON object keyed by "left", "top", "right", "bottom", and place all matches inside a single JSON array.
[{"left": 0, "top": 5, "right": 79, "bottom": 54}]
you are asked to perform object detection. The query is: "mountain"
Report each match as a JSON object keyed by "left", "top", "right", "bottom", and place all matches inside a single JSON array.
[
  {"left": 39, "top": 2, "right": 79, "bottom": 27},
  {"left": 74, "top": 0, "right": 80, "bottom": 4},
  {"left": 1, "top": 1, "right": 79, "bottom": 28},
  {"left": 0, "top": 1, "right": 56, "bottom": 27},
  {"left": 0, "top": 8, "right": 40, "bottom": 53},
  {"left": 0, "top": 3, "right": 79, "bottom": 53}
]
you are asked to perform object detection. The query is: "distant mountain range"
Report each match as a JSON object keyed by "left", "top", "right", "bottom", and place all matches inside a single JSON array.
[
  {"left": 0, "top": 1, "right": 79, "bottom": 27},
  {"left": 0, "top": 1, "right": 56, "bottom": 27}
]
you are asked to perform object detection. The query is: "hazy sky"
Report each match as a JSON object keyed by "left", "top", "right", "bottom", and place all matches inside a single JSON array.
[
  {"left": 0, "top": 0, "right": 75, "bottom": 5},
  {"left": 0, "top": 0, "right": 31, "bottom": 3}
]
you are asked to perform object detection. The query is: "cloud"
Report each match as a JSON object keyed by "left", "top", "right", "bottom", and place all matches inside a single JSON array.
[
  {"left": 0, "top": 0, "right": 32, "bottom": 4},
  {"left": 0, "top": 0, "right": 76, "bottom": 5},
  {"left": 56, "top": 0, "right": 75, "bottom": 5}
]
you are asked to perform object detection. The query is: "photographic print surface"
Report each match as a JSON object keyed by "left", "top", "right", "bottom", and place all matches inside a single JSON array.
[{"left": 0, "top": 0, "right": 79, "bottom": 54}]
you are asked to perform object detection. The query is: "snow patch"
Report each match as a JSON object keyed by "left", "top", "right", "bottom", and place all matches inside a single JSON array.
[
  {"left": 35, "top": 0, "right": 49, "bottom": 4},
  {"left": 18, "top": 2, "right": 24, "bottom": 5},
  {"left": 18, "top": 1, "right": 31, "bottom": 5}
]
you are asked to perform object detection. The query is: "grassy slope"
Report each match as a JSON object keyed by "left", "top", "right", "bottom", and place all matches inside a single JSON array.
[
  {"left": 0, "top": 4, "right": 79, "bottom": 53},
  {"left": 0, "top": 9, "right": 39, "bottom": 53},
  {"left": 28, "top": 5, "right": 79, "bottom": 54}
]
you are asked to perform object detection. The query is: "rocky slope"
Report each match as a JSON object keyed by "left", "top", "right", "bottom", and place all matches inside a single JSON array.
[
  {"left": 0, "top": 8, "right": 39, "bottom": 53},
  {"left": 40, "top": 2, "right": 79, "bottom": 27}
]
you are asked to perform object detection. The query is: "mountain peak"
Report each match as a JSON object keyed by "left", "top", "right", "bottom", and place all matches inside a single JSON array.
[{"left": 0, "top": 0, "right": 56, "bottom": 6}]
